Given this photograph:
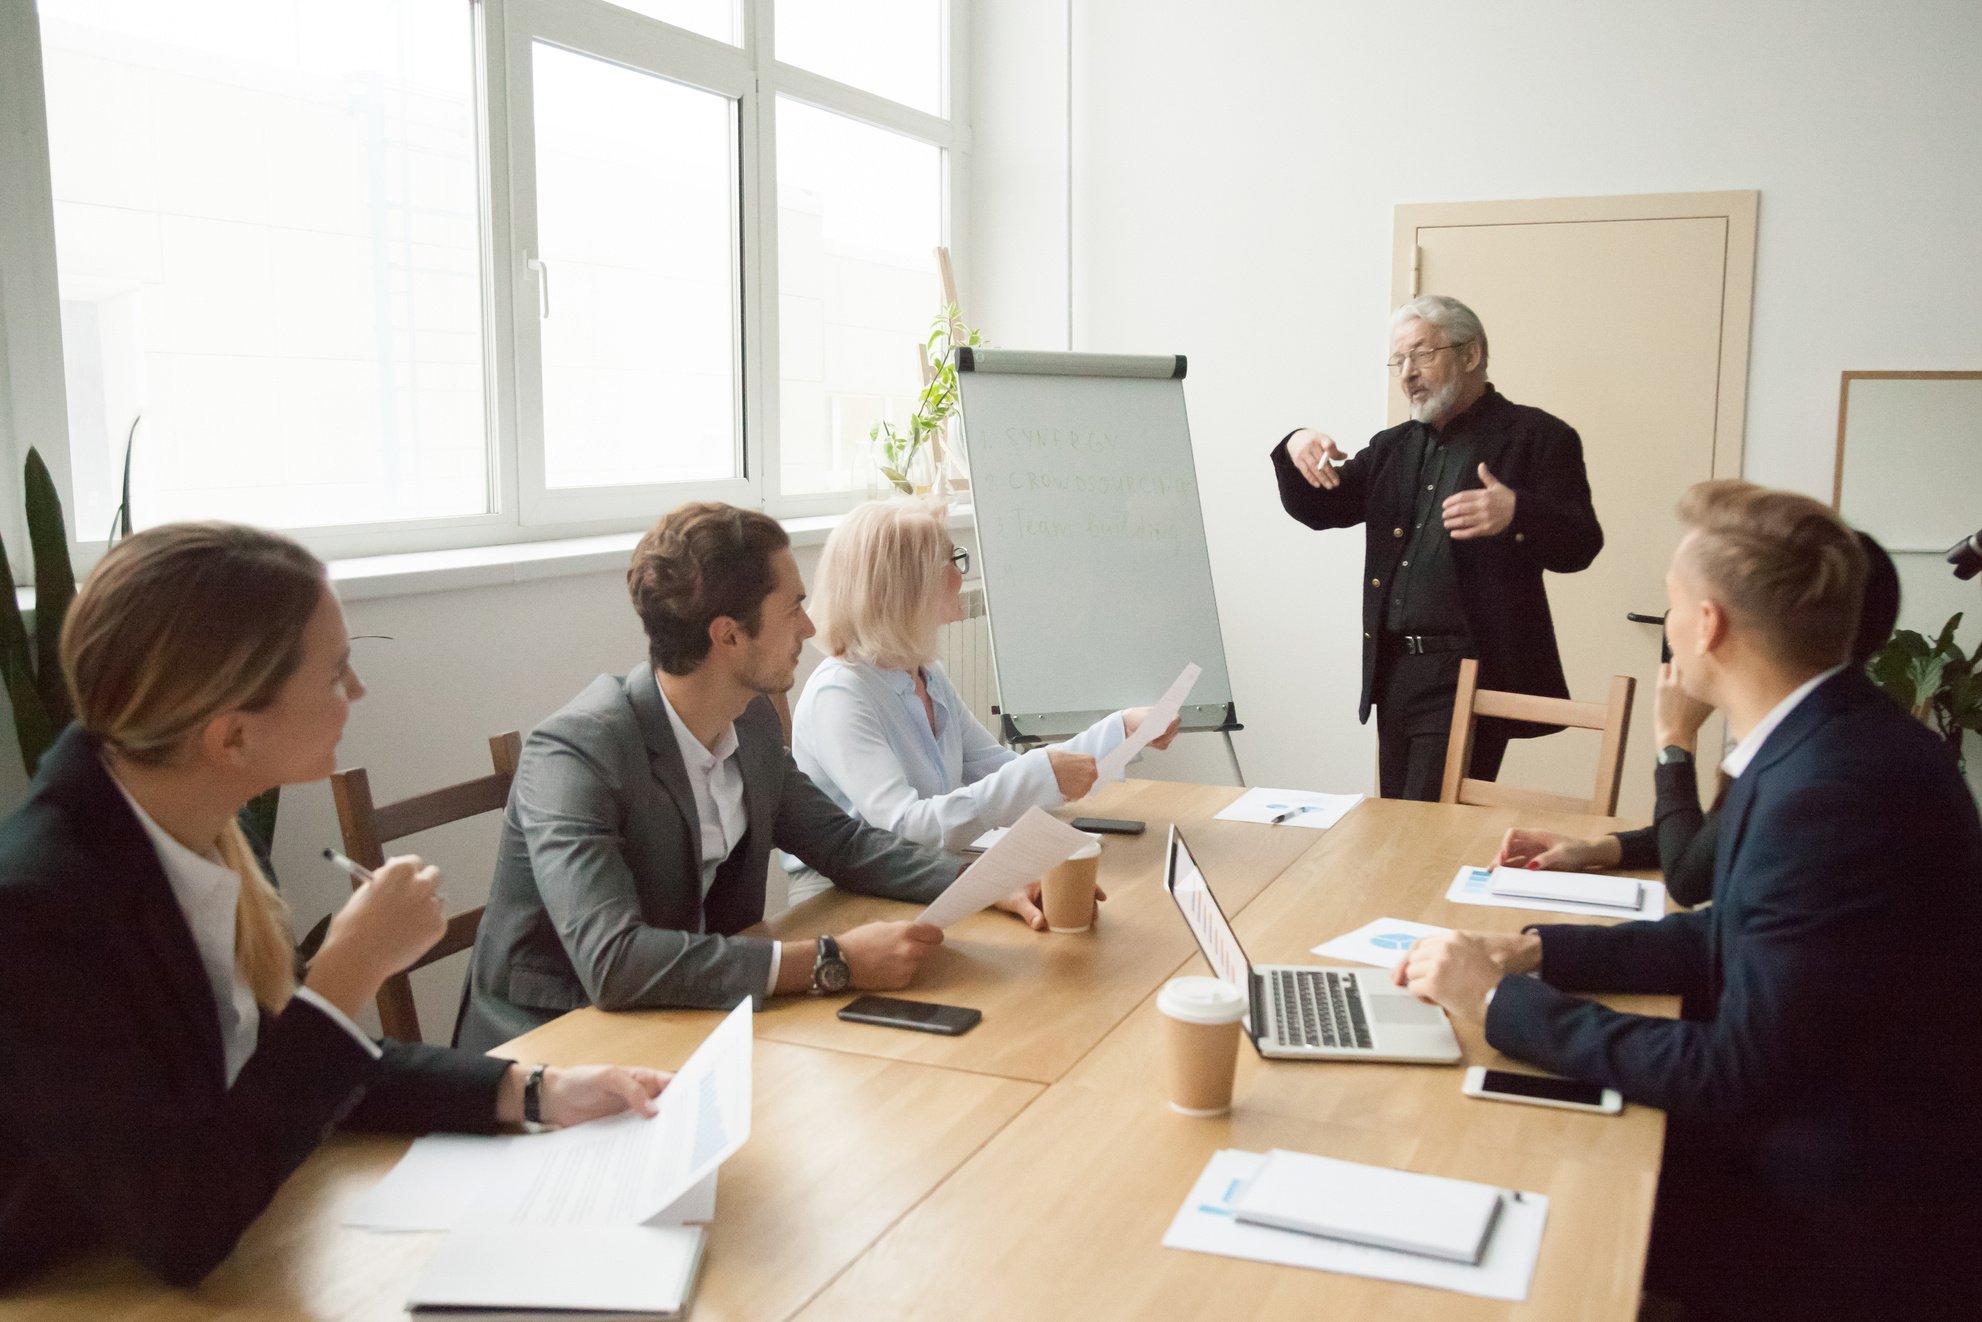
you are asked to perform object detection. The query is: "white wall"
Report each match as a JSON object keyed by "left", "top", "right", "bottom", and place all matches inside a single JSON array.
[{"left": 970, "top": 0, "right": 1982, "bottom": 796}]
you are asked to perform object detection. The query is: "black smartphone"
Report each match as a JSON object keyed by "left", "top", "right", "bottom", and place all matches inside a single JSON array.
[
  {"left": 837, "top": 995, "right": 982, "bottom": 1036},
  {"left": 1071, "top": 816, "right": 1146, "bottom": 836}
]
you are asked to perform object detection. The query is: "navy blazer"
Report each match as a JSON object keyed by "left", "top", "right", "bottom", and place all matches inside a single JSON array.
[
  {"left": 1487, "top": 670, "right": 1982, "bottom": 1304},
  {"left": 1271, "top": 385, "right": 1603, "bottom": 735},
  {"left": 0, "top": 726, "right": 511, "bottom": 1288}
]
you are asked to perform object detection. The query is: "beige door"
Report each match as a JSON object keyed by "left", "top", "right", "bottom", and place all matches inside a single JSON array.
[{"left": 1391, "top": 192, "right": 1756, "bottom": 822}]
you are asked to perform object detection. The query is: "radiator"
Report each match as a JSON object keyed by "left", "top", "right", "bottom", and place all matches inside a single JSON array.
[{"left": 935, "top": 583, "right": 1000, "bottom": 734}]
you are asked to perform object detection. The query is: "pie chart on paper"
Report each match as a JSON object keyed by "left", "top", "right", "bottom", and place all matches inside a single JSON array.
[{"left": 1369, "top": 933, "right": 1420, "bottom": 952}]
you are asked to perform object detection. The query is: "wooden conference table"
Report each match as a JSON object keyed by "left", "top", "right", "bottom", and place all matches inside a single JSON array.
[{"left": 10, "top": 781, "right": 1675, "bottom": 1321}]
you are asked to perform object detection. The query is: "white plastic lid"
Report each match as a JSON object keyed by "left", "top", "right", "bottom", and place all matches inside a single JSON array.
[
  {"left": 1157, "top": 976, "right": 1249, "bottom": 1025},
  {"left": 1065, "top": 835, "right": 1103, "bottom": 860}
]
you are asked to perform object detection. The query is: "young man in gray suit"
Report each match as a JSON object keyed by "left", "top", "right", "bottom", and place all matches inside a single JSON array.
[{"left": 457, "top": 503, "right": 1044, "bottom": 1052}]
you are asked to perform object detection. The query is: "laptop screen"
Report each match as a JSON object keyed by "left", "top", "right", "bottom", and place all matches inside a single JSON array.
[{"left": 1163, "top": 826, "right": 1255, "bottom": 994}]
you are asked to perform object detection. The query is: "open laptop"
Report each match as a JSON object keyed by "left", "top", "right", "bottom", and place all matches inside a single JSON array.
[{"left": 1163, "top": 825, "right": 1462, "bottom": 1063}]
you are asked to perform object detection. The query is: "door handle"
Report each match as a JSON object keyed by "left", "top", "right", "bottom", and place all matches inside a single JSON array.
[
  {"left": 1627, "top": 611, "right": 1672, "bottom": 663},
  {"left": 1626, "top": 612, "right": 1666, "bottom": 625}
]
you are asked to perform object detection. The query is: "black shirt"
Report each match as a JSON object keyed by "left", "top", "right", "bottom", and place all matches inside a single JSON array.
[{"left": 1382, "top": 413, "right": 1475, "bottom": 637}]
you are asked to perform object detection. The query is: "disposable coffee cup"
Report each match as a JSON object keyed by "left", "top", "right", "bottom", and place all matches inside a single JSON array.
[
  {"left": 1041, "top": 836, "right": 1103, "bottom": 932},
  {"left": 1157, "top": 976, "right": 1249, "bottom": 1116}
]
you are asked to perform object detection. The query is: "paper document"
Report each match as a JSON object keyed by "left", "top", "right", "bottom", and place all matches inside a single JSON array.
[
  {"left": 1447, "top": 866, "right": 1666, "bottom": 922},
  {"left": 345, "top": 1001, "right": 750, "bottom": 1231},
  {"left": 918, "top": 807, "right": 1095, "bottom": 929},
  {"left": 408, "top": 1224, "right": 703, "bottom": 1318},
  {"left": 963, "top": 826, "right": 1008, "bottom": 854},
  {"left": 1214, "top": 787, "right": 1364, "bottom": 831},
  {"left": 1095, "top": 662, "right": 1201, "bottom": 780},
  {"left": 1311, "top": 918, "right": 1453, "bottom": 971},
  {"left": 1487, "top": 866, "right": 1642, "bottom": 912},
  {"left": 1163, "top": 1149, "right": 1547, "bottom": 1302},
  {"left": 1232, "top": 1148, "right": 1505, "bottom": 1264}
]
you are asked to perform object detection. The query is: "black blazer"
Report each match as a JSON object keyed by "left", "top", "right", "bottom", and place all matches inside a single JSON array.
[
  {"left": 1271, "top": 385, "right": 1603, "bottom": 736},
  {"left": 1612, "top": 758, "right": 1718, "bottom": 907},
  {"left": 0, "top": 725, "right": 511, "bottom": 1289},
  {"left": 1486, "top": 671, "right": 1982, "bottom": 1312}
]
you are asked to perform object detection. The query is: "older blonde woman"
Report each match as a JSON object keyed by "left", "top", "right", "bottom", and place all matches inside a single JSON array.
[{"left": 788, "top": 499, "right": 1176, "bottom": 905}]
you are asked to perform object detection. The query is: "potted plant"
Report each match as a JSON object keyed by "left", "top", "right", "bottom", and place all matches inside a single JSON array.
[
  {"left": 869, "top": 302, "right": 982, "bottom": 496},
  {"left": 1866, "top": 612, "right": 1982, "bottom": 773}
]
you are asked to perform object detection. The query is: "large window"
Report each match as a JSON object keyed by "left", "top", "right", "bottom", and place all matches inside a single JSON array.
[{"left": 16, "top": 0, "right": 962, "bottom": 561}]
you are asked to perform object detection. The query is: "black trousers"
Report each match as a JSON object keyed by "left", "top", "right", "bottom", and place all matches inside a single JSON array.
[{"left": 1374, "top": 644, "right": 1508, "bottom": 801}]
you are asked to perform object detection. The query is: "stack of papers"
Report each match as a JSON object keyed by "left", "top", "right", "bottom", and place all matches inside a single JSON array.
[
  {"left": 1213, "top": 788, "right": 1365, "bottom": 831},
  {"left": 1232, "top": 1149, "right": 1504, "bottom": 1264},
  {"left": 346, "top": 1001, "right": 755, "bottom": 1316},
  {"left": 1446, "top": 865, "right": 1666, "bottom": 921},
  {"left": 1164, "top": 1149, "right": 1548, "bottom": 1302},
  {"left": 408, "top": 1225, "right": 703, "bottom": 1320}
]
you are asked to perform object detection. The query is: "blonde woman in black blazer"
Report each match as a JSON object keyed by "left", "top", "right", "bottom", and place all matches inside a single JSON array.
[{"left": 0, "top": 524, "right": 667, "bottom": 1289}]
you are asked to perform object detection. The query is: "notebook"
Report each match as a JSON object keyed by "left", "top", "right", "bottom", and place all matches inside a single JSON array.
[
  {"left": 1230, "top": 1148, "right": 1504, "bottom": 1265},
  {"left": 1486, "top": 867, "right": 1643, "bottom": 912},
  {"left": 407, "top": 1224, "right": 704, "bottom": 1320}
]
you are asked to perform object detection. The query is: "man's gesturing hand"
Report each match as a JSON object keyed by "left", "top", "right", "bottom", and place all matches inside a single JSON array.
[
  {"left": 1288, "top": 429, "right": 1348, "bottom": 490},
  {"left": 1442, "top": 463, "right": 1517, "bottom": 539}
]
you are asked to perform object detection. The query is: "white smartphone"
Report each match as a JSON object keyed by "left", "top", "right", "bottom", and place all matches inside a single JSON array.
[{"left": 1462, "top": 1066, "right": 1622, "bottom": 1115}]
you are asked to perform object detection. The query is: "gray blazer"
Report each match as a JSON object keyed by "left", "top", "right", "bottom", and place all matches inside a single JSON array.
[{"left": 455, "top": 664, "right": 957, "bottom": 1052}]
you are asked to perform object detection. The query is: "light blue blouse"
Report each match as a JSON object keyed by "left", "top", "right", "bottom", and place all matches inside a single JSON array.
[{"left": 787, "top": 656, "right": 1125, "bottom": 904}]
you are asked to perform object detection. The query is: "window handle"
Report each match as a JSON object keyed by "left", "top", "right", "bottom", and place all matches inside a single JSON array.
[{"left": 526, "top": 256, "right": 550, "bottom": 318}]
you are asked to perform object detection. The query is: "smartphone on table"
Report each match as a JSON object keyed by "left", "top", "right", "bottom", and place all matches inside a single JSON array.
[
  {"left": 837, "top": 995, "right": 981, "bottom": 1036},
  {"left": 1462, "top": 1066, "right": 1622, "bottom": 1114}
]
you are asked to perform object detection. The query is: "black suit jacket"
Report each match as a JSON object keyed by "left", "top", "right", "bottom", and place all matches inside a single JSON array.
[
  {"left": 0, "top": 726, "right": 510, "bottom": 1289},
  {"left": 1487, "top": 671, "right": 1982, "bottom": 1310},
  {"left": 1612, "top": 758, "right": 1718, "bottom": 907},
  {"left": 1271, "top": 385, "right": 1602, "bottom": 735}
]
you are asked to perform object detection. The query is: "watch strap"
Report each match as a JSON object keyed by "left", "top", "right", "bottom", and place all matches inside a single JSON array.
[
  {"left": 1657, "top": 744, "right": 1694, "bottom": 766},
  {"left": 523, "top": 1062, "right": 547, "bottom": 1126}
]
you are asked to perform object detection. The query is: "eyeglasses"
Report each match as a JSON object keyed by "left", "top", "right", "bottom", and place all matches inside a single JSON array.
[
  {"left": 1385, "top": 342, "right": 1472, "bottom": 374},
  {"left": 947, "top": 546, "right": 970, "bottom": 574}
]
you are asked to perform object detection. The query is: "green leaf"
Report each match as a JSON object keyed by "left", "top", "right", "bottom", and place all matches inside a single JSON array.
[
  {"left": 0, "top": 529, "right": 50, "bottom": 777},
  {"left": 24, "top": 448, "right": 76, "bottom": 730},
  {"left": 4, "top": 662, "right": 55, "bottom": 778}
]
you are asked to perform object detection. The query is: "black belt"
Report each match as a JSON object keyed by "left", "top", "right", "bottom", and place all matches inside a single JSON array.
[{"left": 1386, "top": 633, "right": 1470, "bottom": 655}]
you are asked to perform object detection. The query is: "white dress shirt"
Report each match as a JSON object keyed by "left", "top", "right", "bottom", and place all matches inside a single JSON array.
[
  {"left": 787, "top": 656, "right": 1126, "bottom": 906},
  {"left": 653, "top": 682, "right": 783, "bottom": 994},
  {"left": 1719, "top": 665, "right": 1845, "bottom": 780},
  {"left": 108, "top": 770, "right": 378, "bottom": 1083}
]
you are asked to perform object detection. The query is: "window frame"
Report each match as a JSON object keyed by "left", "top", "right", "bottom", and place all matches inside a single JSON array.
[{"left": 0, "top": 0, "right": 972, "bottom": 575}]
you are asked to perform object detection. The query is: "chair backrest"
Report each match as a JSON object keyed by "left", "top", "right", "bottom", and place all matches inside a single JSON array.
[
  {"left": 329, "top": 731, "right": 522, "bottom": 1042},
  {"left": 1439, "top": 659, "right": 1636, "bottom": 816}
]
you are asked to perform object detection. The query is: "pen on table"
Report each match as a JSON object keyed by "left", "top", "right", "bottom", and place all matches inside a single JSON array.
[
  {"left": 1268, "top": 804, "right": 1317, "bottom": 825},
  {"left": 322, "top": 847, "right": 375, "bottom": 883}
]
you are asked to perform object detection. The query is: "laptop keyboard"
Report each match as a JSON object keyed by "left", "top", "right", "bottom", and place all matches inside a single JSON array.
[{"left": 1272, "top": 969, "right": 1375, "bottom": 1050}]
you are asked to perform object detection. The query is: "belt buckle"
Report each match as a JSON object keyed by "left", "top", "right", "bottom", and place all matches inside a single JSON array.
[{"left": 1403, "top": 635, "right": 1426, "bottom": 655}]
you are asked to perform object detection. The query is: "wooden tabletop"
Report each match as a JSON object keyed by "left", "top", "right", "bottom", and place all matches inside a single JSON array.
[
  {"left": 8, "top": 783, "right": 1674, "bottom": 1320},
  {"left": 747, "top": 778, "right": 1322, "bottom": 1082}
]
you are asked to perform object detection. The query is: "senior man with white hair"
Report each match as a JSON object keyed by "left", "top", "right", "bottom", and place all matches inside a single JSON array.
[{"left": 1270, "top": 295, "right": 1603, "bottom": 800}]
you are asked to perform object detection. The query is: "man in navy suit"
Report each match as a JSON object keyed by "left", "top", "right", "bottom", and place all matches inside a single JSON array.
[{"left": 1398, "top": 480, "right": 1982, "bottom": 1319}]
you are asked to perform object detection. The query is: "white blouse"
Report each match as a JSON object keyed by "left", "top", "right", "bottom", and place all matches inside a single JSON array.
[
  {"left": 787, "top": 656, "right": 1125, "bottom": 904},
  {"left": 110, "top": 770, "right": 379, "bottom": 1081}
]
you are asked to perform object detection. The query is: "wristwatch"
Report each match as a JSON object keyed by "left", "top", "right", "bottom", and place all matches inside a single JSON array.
[
  {"left": 811, "top": 934, "right": 851, "bottom": 995},
  {"left": 523, "top": 1062, "right": 547, "bottom": 1125},
  {"left": 1656, "top": 744, "right": 1694, "bottom": 766}
]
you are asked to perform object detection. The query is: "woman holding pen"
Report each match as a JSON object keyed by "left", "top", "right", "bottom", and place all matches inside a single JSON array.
[
  {"left": 0, "top": 523, "right": 667, "bottom": 1289},
  {"left": 785, "top": 497, "right": 1180, "bottom": 908}
]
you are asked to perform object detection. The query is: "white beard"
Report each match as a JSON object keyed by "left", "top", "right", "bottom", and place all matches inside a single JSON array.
[{"left": 1410, "top": 377, "right": 1465, "bottom": 425}]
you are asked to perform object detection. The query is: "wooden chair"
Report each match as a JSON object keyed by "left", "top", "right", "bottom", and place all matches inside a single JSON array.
[
  {"left": 1439, "top": 659, "right": 1636, "bottom": 816},
  {"left": 329, "top": 732, "right": 522, "bottom": 1043}
]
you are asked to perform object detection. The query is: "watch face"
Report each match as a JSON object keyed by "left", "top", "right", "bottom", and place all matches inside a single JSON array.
[{"left": 818, "top": 960, "right": 852, "bottom": 994}]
